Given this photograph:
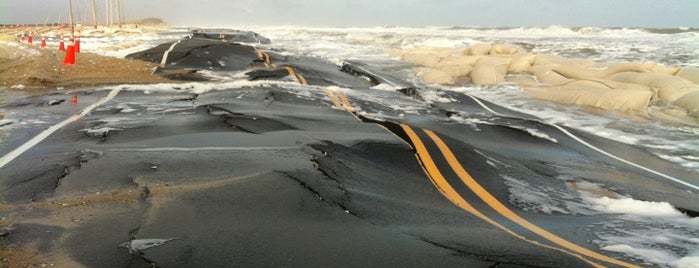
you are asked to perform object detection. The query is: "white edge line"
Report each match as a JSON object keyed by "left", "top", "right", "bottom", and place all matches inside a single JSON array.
[
  {"left": 0, "top": 88, "right": 122, "bottom": 169},
  {"left": 467, "top": 94, "right": 699, "bottom": 191},
  {"left": 160, "top": 40, "right": 181, "bottom": 67},
  {"left": 109, "top": 146, "right": 300, "bottom": 152},
  {"left": 550, "top": 124, "right": 699, "bottom": 191},
  {"left": 467, "top": 95, "right": 503, "bottom": 116}
]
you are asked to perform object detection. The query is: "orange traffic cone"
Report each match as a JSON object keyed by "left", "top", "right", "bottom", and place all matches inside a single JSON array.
[
  {"left": 69, "top": 95, "right": 78, "bottom": 104},
  {"left": 28, "top": 32, "right": 33, "bottom": 44},
  {"left": 40, "top": 37, "right": 46, "bottom": 48},
  {"left": 63, "top": 41, "right": 76, "bottom": 65},
  {"left": 59, "top": 35, "right": 65, "bottom": 51}
]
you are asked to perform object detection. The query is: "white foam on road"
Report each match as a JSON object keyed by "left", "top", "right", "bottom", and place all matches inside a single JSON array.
[
  {"left": 575, "top": 184, "right": 699, "bottom": 268},
  {"left": 0, "top": 87, "right": 122, "bottom": 169},
  {"left": 601, "top": 244, "right": 681, "bottom": 267},
  {"left": 585, "top": 196, "right": 684, "bottom": 217},
  {"left": 466, "top": 93, "right": 699, "bottom": 192}
]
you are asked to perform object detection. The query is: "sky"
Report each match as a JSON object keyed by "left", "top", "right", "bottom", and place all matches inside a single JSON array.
[{"left": 1, "top": 0, "right": 698, "bottom": 28}]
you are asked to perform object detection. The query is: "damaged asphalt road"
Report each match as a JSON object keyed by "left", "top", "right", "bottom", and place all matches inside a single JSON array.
[
  {"left": 1, "top": 31, "right": 698, "bottom": 267},
  {"left": 1, "top": 87, "right": 523, "bottom": 267}
]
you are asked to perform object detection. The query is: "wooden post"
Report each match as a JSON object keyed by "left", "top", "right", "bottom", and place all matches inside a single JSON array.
[
  {"left": 91, "top": 0, "right": 98, "bottom": 28},
  {"left": 68, "top": 0, "right": 75, "bottom": 39},
  {"left": 117, "top": 0, "right": 122, "bottom": 28},
  {"left": 105, "top": 0, "right": 109, "bottom": 26},
  {"left": 83, "top": 7, "right": 89, "bottom": 24}
]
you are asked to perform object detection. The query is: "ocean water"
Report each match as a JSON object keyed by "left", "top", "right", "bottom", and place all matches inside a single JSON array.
[{"left": 236, "top": 25, "right": 699, "bottom": 174}]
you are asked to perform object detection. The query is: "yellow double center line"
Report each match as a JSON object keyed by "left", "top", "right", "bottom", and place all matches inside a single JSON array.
[
  {"left": 285, "top": 66, "right": 308, "bottom": 85},
  {"left": 252, "top": 47, "right": 308, "bottom": 86},
  {"left": 321, "top": 82, "right": 637, "bottom": 267},
  {"left": 401, "top": 125, "right": 639, "bottom": 268},
  {"left": 324, "top": 89, "right": 358, "bottom": 119},
  {"left": 253, "top": 47, "right": 275, "bottom": 68}
]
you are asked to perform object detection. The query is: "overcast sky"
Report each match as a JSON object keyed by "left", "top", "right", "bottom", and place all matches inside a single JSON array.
[{"left": 1, "top": 0, "right": 697, "bottom": 28}]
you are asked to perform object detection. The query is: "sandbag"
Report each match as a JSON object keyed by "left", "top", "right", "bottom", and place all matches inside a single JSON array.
[
  {"left": 509, "top": 53, "right": 536, "bottom": 73},
  {"left": 401, "top": 47, "right": 460, "bottom": 67},
  {"left": 677, "top": 67, "right": 699, "bottom": 84},
  {"left": 470, "top": 56, "right": 511, "bottom": 85},
  {"left": 609, "top": 72, "right": 698, "bottom": 102},
  {"left": 434, "top": 55, "right": 479, "bottom": 79},
  {"left": 438, "top": 55, "right": 481, "bottom": 67},
  {"left": 532, "top": 54, "right": 571, "bottom": 66},
  {"left": 588, "top": 79, "right": 652, "bottom": 92},
  {"left": 649, "top": 64, "right": 681, "bottom": 75},
  {"left": 525, "top": 86, "right": 653, "bottom": 112},
  {"left": 401, "top": 53, "right": 441, "bottom": 67},
  {"left": 551, "top": 62, "right": 655, "bottom": 80},
  {"left": 464, "top": 43, "right": 492, "bottom": 56},
  {"left": 527, "top": 79, "right": 650, "bottom": 93},
  {"left": 438, "top": 65, "right": 474, "bottom": 82},
  {"left": 504, "top": 74, "right": 538, "bottom": 86},
  {"left": 528, "top": 65, "right": 571, "bottom": 85},
  {"left": 673, "top": 90, "right": 699, "bottom": 117},
  {"left": 416, "top": 67, "right": 456, "bottom": 85},
  {"left": 489, "top": 44, "right": 526, "bottom": 55}
]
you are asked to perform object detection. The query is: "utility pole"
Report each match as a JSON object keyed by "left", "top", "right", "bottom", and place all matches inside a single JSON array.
[
  {"left": 105, "top": 0, "right": 109, "bottom": 26},
  {"left": 117, "top": 0, "right": 122, "bottom": 28},
  {"left": 91, "top": 0, "right": 98, "bottom": 28},
  {"left": 83, "top": 7, "right": 89, "bottom": 24},
  {"left": 68, "top": 0, "right": 75, "bottom": 39}
]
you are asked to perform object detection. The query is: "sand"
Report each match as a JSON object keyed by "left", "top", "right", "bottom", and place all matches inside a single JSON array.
[
  {"left": 0, "top": 24, "right": 175, "bottom": 93},
  {"left": 0, "top": 42, "right": 172, "bottom": 90}
]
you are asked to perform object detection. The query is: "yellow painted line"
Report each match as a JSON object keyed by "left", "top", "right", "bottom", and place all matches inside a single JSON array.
[
  {"left": 324, "top": 89, "right": 344, "bottom": 111},
  {"left": 253, "top": 47, "right": 271, "bottom": 68},
  {"left": 285, "top": 66, "right": 301, "bottom": 84},
  {"left": 401, "top": 125, "right": 518, "bottom": 230},
  {"left": 335, "top": 92, "right": 355, "bottom": 113},
  {"left": 325, "top": 90, "right": 362, "bottom": 121},
  {"left": 297, "top": 73, "right": 308, "bottom": 85},
  {"left": 264, "top": 53, "right": 271, "bottom": 65},
  {"left": 400, "top": 124, "right": 604, "bottom": 268},
  {"left": 253, "top": 47, "right": 264, "bottom": 61},
  {"left": 423, "top": 129, "right": 639, "bottom": 268},
  {"left": 285, "top": 66, "right": 308, "bottom": 85}
]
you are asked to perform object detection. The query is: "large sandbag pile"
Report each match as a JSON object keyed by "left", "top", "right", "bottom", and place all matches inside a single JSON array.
[{"left": 400, "top": 43, "right": 699, "bottom": 117}]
